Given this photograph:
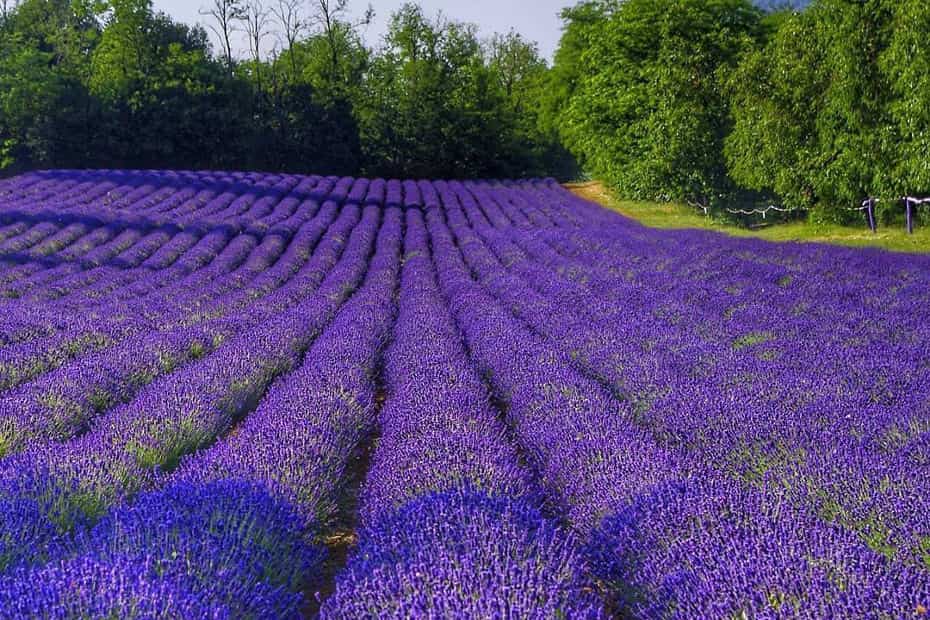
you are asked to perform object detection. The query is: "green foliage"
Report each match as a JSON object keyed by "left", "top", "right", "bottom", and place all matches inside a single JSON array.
[
  {"left": 537, "top": 1, "right": 606, "bottom": 142},
  {"left": 725, "top": 0, "right": 930, "bottom": 221},
  {"left": 0, "top": 36, "right": 59, "bottom": 169},
  {"left": 880, "top": 0, "right": 930, "bottom": 197},
  {"left": 552, "top": 0, "right": 930, "bottom": 220},
  {"left": 355, "top": 3, "right": 556, "bottom": 178},
  {"left": 724, "top": 10, "right": 826, "bottom": 212},
  {"left": 293, "top": 29, "right": 369, "bottom": 96},
  {"left": 0, "top": 0, "right": 101, "bottom": 172},
  {"left": 0, "top": 0, "right": 566, "bottom": 178},
  {"left": 488, "top": 31, "right": 577, "bottom": 178},
  {"left": 7, "top": 0, "right": 924, "bottom": 204},
  {"left": 557, "top": 0, "right": 762, "bottom": 206}
]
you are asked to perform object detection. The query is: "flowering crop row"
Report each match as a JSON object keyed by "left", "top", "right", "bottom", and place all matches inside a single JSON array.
[{"left": 0, "top": 169, "right": 926, "bottom": 617}]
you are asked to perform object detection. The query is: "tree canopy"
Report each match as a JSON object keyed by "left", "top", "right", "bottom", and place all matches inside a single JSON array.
[
  {"left": 724, "top": 0, "right": 896, "bottom": 220},
  {"left": 545, "top": 0, "right": 930, "bottom": 220},
  {"left": 556, "top": 0, "right": 762, "bottom": 208},
  {"left": 3, "top": 0, "right": 930, "bottom": 223},
  {"left": 0, "top": 0, "right": 567, "bottom": 179}
]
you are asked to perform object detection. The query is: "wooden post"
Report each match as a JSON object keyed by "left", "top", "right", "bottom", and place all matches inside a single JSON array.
[
  {"left": 907, "top": 198, "right": 914, "bottom": 235},
  {"left": 866, "top": 199, "right": 876, "bottom": 233}
]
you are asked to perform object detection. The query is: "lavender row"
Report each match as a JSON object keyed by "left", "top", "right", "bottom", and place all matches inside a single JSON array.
[
  {"left": 0, "top": 170, "right": 926, "bottom": 616},
  {"left": 28, "top": 174, "right": 335, "bottom": 325},
  {"left": 0, "top": 175, "right": 202, "bottom": 288},
  {"left": 428, "top": 183, "right": 930, "bottom": 616},
  {"left": 0, "top": 171, "right": 314, "bottom": 339},
  {"left": 0, "top": 172, "right": 350, "bottom": 326},
  {"left": 54, "top": 176, "right": 328, "bottom": 311},
  {"left": 0, "top": 203, "right": 406, "bottom": 617},
  {"left": 0, "top": 177, "right": 341, "bottom": 393},
  {"left": 0, "top": 203, "right": 380, "bottom": 575},
  {"left": 462, "top": 182, "right": 929, "bottom": 544},
  {"left": 5, "top": 173, "right": 302, "bottom": 312},
  {"left": 499, "top": 185, "right": 930, "bottom": 610},
  {"left": 0, "top": 171, "right": 225, "bottom": 288},
  {"left": 468, "top": 181, "right": 930, "bottom": 572},
  {"left": 323, "top": 207, "right": 604, "bottom": 617}
]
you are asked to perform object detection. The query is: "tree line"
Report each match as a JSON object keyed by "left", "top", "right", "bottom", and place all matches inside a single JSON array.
[
  {"left": 549, "top": 0, "right": 930, "bottom": 222},
  {"left": 3, "top": 0, "right": 929, "bottom": 222},
  {"left": 0, "top": 0, "right": 571, "bottom": 180}
]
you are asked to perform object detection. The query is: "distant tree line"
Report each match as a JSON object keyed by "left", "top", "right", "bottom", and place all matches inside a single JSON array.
[
  {"left": 547, "top": 0, "right": 930, "bottom": 222},
  {"left": 0, "top": 0, "right": 572, "bottom": 180},
  {"left": 4, "top": 0, "right": 929, "bottom": 223}
]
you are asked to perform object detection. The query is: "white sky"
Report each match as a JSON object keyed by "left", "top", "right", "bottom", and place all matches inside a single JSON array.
[{"left": 152, "top": 0, "right": 568, "bottom": 61}]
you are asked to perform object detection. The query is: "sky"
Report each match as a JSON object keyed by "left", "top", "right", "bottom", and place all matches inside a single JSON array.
[{"left": 152, "top": 0, "right": 569, "bottom": 61}]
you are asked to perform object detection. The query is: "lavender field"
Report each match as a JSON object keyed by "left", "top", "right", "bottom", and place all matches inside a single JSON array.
[{"left": 0, "top": 169, "right": 927, "bottom": 618}]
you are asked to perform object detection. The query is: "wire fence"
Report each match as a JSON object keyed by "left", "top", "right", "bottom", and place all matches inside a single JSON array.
[
  {"left": 904, "top": 197, "right": 930, "bottom": 234},
  {"left": 724, "top": 204, "right": 801, "bottom": 219},
  {"left": 699, "top": 196, "right": 930, "bottom": 234},
  {"left": 857, "top": 197, "right": 930, "bottom": 234},
  {"left": 853, "top": 199, "right": 877, "bottom": 233}
]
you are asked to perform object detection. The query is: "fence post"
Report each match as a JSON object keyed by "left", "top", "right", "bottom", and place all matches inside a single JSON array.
[
  {"left": 867, "top": 199, "right": 876, "bottom": 233},
  {"left": 906, "top": 198, "right": 914, "bottom": 235}
]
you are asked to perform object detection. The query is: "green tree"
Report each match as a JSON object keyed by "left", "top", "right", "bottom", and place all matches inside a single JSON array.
[
  {"left": 724, "top": 9, "right": 826, "bottom": 211},
  {"left": 0, "top": 0, "right": 582, "bottom": 179},
  {"left": 561, "top": 0, "right": 762, "bottom": 207},
  {"left": 0, "top": 38, "right": 59, "bottom": 169},
  {"left": 251, "top": 0, "right": 369, "bottom": 174},
  {"left": 486, "top": 31, "right": 575, "bottom": 178},
  {"left": 86, "top": 1, "right": 247, "bottom": 169},
  {"left": 880, "top": 0, "right": 930, "bottom": 197},
  {"left": 540, "top": 1, "right": 611, "bottom": 144},
  {"left": 89, "top": 0, "right": 153, "bottom": 98},
  {"left": 286, "top": 24, "right": 368, "bottom": 97},
  {"left": 0, "top": 0, "right": 101, "bottom": 171},
  {"left": 356, "top": 3, "right": 512, "bottom": 178},
  {"left": 307, "top": 0, "right": 372, "bottom": 89},
  {"left": 726, "top": 0, "right": 896, "bottom": 220}
]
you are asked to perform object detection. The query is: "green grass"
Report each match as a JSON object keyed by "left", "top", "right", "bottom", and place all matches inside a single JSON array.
[
  {"left": 567, "top": 182, "right": 930, "bottom": 254},
  {"left": 732, "top": 331, "right": 775, "bottom": 350}
]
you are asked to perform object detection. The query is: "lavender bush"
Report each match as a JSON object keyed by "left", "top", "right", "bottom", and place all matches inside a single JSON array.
[{"left": 0, "top": 169, "right": 926, "bottom": 617}]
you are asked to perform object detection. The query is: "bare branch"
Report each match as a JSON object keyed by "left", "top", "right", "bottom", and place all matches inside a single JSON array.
[
  {"left": 200, "top": 0, "right": 245, "bottom": 69},
  {"left": 270, "top": 0, "right": 305, "bottom": 78},
  {"left": 237, "top": 0, "right": 272, "bottom": 65},
  {"left": 308, "top": 0, "right": 373, "bottom": 83}
]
